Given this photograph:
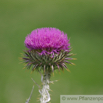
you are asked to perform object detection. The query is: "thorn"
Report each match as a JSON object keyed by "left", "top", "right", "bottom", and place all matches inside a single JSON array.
[
  {"left": 57, "top": 64, "right": 60, "bottom": 72},
  {"left": 66, "top": 69, "right": 71, "bottom": 72},
  {"left": 50, "top": 82, "right": 54, "bottom": 84},
  {"left": 71, "top": 63, "right": 75, "bottom": 65},
  {"left": 73, "top": 58, "right": 77, "bottom": 60},
  {"left": 55, "top": 80, "right": 59, "bottom": 82}
]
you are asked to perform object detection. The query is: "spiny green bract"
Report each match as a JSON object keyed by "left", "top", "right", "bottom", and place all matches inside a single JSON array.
[{"left": 22, "top": 50, "right": 75, "bottom": 73}]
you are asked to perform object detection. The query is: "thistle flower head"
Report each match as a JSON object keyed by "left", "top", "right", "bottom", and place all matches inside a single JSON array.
[
  {"left": 25, "top": 27, "right": 70, "bottom": 55},
  {"left": 22, "top": 27, "right": 75, "bottom": 73}
]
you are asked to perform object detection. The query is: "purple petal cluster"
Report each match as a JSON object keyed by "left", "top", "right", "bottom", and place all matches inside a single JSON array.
[{"left": 24, "top": 27, "right": 70, "bottom": 54}]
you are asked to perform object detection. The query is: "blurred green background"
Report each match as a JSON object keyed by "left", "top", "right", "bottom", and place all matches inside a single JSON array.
[{"left": 0, "top": 0, "right": 103, "bottom": 103}]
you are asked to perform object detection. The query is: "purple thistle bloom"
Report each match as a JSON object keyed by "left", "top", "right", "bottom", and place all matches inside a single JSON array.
[
  {"left": 21, "top": 27, "right": 76, "bottom": 103},
  {"left": 24, "top": 27, "right": 70, "bottom": 55},
  {"left": 22, "top": 27, "right": 75, "bottom": 73}
]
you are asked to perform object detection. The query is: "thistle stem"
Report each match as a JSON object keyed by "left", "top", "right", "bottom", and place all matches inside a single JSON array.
[{"left": 39, "top": 72, "right": 51, "bottom": 103}]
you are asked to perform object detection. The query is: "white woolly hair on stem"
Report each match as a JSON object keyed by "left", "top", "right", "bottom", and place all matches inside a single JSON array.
[
  {"left": 25, "top": 71, "right": 58, "bottom": 103},
  {"left": 39, "top": 71, "right": 51, "bottom": 103}
]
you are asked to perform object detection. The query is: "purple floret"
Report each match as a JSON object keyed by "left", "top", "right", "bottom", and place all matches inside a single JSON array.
[{"left": 24, "top": 27, "right": 70, "bottom": 54}]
